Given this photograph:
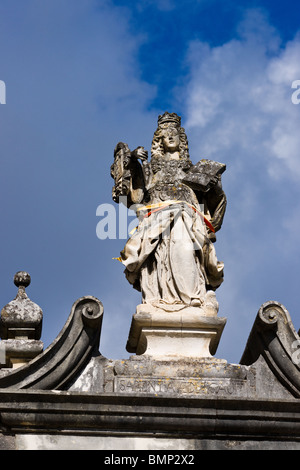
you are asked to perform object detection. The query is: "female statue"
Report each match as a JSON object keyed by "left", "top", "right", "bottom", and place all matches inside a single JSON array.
[{"left": 111, "top": 112, "right": 226, "bottom": 312}]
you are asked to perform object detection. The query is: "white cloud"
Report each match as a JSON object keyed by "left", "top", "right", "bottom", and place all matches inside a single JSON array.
[{"left": 181, "top": 10, "right": 300, "bottom": 181}]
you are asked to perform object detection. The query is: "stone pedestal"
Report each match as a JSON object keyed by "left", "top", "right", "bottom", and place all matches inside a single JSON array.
[
  {"left": 126, "top": 303, "right": 226, "bottom": 359},
  {"left": 0, "top": 339, "right": 43, "bottom": 369},
  {"left": 0, "top": 272, "right": 43, "bottom": 369}
]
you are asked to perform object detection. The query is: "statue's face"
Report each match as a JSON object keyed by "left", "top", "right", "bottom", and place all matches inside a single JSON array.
[{"left": 161, "top": 127, "right": 180, "bottom": 153}]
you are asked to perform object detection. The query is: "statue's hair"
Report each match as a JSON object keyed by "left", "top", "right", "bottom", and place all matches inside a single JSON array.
[{"left": 150, "top": 125, "right": 190, "bottom": 161}]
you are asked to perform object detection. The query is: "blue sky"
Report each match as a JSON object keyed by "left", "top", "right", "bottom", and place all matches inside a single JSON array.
[{"left": 0, "top": 0, "right": 300, "bottom": 363}]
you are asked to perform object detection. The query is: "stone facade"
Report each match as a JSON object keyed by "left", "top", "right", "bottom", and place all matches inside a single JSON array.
[
  {"left": 1, "top": 113, "right": 299, "bottom": 451},
  {"left": 0, "top": 277, "right": 300, "bottom": 450}
]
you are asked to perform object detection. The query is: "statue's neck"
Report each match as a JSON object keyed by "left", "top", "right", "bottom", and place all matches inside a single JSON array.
[{"left": 164, "top": 151, "right": 180, "bottom": 160}]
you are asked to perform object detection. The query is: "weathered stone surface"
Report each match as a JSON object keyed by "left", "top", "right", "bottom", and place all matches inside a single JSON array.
[
  {"left": 182, "top": 159, "right": 226, "bottom": 192},
  {"left": 0, "top": 272, "right": 43, "bottom": 368},
  {"left": 126, "top": 305, "right": 226, "bottom": 357},
  {"left": 14, "top": 434, "right": 300, "bottom": 451},
  {"left": 0, "top": 298, "right": 299, "bottom": 449},
  {"left": 241, "top": 301, "right": 300, "bottom": 398},
  {"left": 0, "top": 434, "right": 15, "bottom": 450},
  {"left": 111, "top": 112, "right": 226, "bottom": 313},
  {"left": 0, "top": 339, "right": 43, "bottom": 369},
  {"left": 0, "top": 296, "right": 103, "bottom": 389},
  {"left": 111, "top": 112, "right": 228, "bottom": 360},
  {"left": 112, "top": 356, "right": 254, "bottom": 398},
  {"left": 0, "top": 272, "right": 43, "bottom": 340},
  {"left": 1, "top": 388, "right": 300, "bottom": 450}
]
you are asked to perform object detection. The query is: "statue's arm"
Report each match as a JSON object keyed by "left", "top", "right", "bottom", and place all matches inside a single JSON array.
[
  {"left": 111, "top": 143, "right": 147, "bottom": 207},
  {"left": 206, "top": 179, "right": 227, "bottom": 233},
  {"left": 127, "top": 156, "right": 146, "bottom": 206}
]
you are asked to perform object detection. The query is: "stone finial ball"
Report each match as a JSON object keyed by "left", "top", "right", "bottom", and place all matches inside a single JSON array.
[{"left": 14, "top": 271, "right": 31, "bottom": 288}]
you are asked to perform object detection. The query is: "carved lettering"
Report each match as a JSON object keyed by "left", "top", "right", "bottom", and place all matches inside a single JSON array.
[{"left": 114, "top": 377, "right": 244, "bottom": 396}]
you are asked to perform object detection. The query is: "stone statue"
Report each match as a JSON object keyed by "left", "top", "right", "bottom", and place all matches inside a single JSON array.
[{"left": 111, "top": 112, "right": 226, "bottom": 315}]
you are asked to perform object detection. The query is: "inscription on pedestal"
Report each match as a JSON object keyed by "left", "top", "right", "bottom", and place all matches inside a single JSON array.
[{"left": 114, "top": 376, "right": 247, "bottom": 396}]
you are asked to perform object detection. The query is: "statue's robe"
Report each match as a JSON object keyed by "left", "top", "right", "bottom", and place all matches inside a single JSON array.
[{"left": 119, "top": 157, "right": 226, "bottom": 307}]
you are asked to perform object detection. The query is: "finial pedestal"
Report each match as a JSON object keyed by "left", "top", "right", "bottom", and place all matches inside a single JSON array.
[{"left": 0, "top": 272, "right": 43, "bottom": 368}]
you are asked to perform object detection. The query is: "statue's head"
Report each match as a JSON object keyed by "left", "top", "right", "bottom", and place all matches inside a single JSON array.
[{"left": 151, "top": 112, "right": 190, "bottom": 162}]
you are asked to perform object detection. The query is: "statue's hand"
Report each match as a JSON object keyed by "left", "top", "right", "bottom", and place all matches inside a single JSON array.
[
  {"left": 210, "top": 176, "right": 219, "bottom": 187},
  {"left": 131, "top": 146, "right": 148, "bottom": 162}
]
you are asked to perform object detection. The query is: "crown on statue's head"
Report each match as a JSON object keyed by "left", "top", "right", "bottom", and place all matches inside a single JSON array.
[{"left": 158, "top": 112, "right": 181, "bottom": 128}]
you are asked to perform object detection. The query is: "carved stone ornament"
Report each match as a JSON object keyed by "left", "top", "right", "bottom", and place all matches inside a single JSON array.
[
  {"left": 111, "top": 112, "right": 227, "bottom": 358},
  {"left": 0, "top": 295, "right": 103, "bottom": 389},
  {"left": 0, "top": 272, "right": 43, "bottom": 368},
  {"left": 0, "top": 271, "right": 43, "bottom": 341}
]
